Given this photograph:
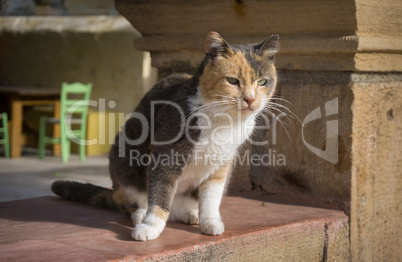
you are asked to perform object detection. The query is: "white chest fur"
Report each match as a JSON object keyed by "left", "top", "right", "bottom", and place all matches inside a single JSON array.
[{"left": 176, "top": 114, "right": 256, "bottom": 194}]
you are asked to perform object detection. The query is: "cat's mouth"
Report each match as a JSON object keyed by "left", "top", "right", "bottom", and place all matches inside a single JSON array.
[
  {"left": 240, "top": 104, "right": 258, "bottom": 114},
  {"left": 238, "top": 100, "right": 258, "bottom": 111},
  {"left": 241, "top": 105, "right": 253, "bottom": 111}
]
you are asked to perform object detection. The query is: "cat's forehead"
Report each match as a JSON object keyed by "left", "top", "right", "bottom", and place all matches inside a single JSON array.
[{"left": 218, "top": 45, "right": 275, "bottom": 78}]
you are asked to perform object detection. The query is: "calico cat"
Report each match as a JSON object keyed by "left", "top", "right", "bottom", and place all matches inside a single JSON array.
[{"left": 52, "top": 31, "right": 279, "bottom": 241}]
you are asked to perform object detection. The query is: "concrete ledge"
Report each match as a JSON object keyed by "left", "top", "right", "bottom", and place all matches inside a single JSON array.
[
  {"left": 0, "top": 195, "right": 349, "bottom": 261},
  {"left": 135, "top": 35, "right": 402, "bottom": 54}
]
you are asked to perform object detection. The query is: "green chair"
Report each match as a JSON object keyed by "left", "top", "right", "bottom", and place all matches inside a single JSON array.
[
  {"left": 0, "top": 113, "right": 10, "bottom": 158},
  {"left": 39, "top": 82, "right": 92, "bottom": 163}
]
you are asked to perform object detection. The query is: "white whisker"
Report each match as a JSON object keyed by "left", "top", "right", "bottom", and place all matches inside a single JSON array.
[
  {"left": 261, "top": 108, "right": 292, "bottom": 140},
  {"left": 267, "top": 102, "right": 302, "bottom": 125}
]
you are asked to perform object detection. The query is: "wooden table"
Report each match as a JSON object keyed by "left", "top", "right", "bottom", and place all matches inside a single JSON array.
[{"left": 0, "top": 86, "right": 61, "bottom": 158}]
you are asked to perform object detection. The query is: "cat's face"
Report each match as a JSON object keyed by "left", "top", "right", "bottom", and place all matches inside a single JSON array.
[{"left": 199, "top": 32, "right": 278, "bottom": 117}]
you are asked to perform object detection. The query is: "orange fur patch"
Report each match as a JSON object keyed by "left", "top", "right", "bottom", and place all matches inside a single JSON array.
[
  {"left": 148, "top": 206, "right": 170, "bottom": 221},
  {"left": 201, "top": 159, "right": 233, "bottom": 189},
  {"left": 199, "top": 49, "right": 277, "bottom": 114},
  {"left": 112, "top": 187, "right": 127, "bottom": 206}
]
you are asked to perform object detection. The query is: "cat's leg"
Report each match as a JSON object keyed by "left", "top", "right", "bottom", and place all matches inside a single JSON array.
[
  {"left": 132, "top": 168, "right": 178, "bottom": 241},
  {"left": 199, "top": 163, "right": 232, "bottom": 236},
  {"left": 128, "top": 189, "right": 148, "bottom": 225},
  {"left": 169, "top": 192, "right": 199, "bottom": 225},
  {"left": 113, "top": 186, "right": 148, "bottom": 225}
]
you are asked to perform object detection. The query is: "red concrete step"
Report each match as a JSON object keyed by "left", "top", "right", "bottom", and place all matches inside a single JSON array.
[{"left": 0, "top": 195, "right": 349, "bottom": 261}]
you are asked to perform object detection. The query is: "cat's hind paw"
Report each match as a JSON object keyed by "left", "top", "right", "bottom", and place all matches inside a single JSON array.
[
  {"left": 188, "top": 210, "right": 199, "bottom": 225},
  {"left": 200, "top": 218, "right": 224, "bottom": 235},
  {"left": 131, "top": 208, "right": 147, "bottom": 225},
  {"left": 132, "top": 223, "right": 161, "bottom": 241},
  {"left": 180, "top": 209, "right": 199, "bottom": 225}
]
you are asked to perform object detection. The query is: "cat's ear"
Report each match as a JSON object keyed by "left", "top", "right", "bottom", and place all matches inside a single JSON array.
[
  {"left": 254, "top": 34, "right": 279, "bottom": 60},
  {"left": 205, "top": 31, "right": 230, "bottom": 58}
]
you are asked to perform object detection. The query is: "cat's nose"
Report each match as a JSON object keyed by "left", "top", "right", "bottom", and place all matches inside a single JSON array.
[{"left": 243, "top": 97, "right": 256, "bottom": 106}]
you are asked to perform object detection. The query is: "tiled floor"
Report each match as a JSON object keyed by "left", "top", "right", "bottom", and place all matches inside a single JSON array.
[
  {"left": 0, "top": 151, "right": 350, "bottom": 261},
  {"left": 0, "top": 195, "right": 349, "bottom": 261}
]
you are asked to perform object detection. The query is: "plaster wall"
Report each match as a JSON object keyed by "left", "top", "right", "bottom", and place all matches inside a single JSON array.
[
  {"left": 0, "top": 16, "right": 157, "bottom": 114},
  {"left": 0, "top": 16, "right": 158, "bottom": 154}
]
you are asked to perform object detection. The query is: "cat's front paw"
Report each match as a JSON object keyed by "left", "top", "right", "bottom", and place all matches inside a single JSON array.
[
  {"left": 132, "top": 223, "right": 161, "bottom": 241},
  {"left": 131, "top": 208, "right": 147, "bottom": 225},
  {"left": 200, "top": 218, "right": 224, "bottom": 235}
]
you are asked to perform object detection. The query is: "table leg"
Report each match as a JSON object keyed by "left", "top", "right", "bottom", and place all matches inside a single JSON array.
[
  {"left": 11, "top": 99, "right": 22, "bottom": 158},
  {"left": 53, "top": 100, "right": 61, "bottom": 156}
]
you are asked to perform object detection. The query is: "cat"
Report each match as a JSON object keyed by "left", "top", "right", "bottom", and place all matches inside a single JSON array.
[{"left": 51, "top": 31, "right": 279, "bottom": 241}]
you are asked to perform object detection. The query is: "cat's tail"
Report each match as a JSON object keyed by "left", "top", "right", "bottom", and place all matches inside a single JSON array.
[{"left": 51, "top": 181, "right": 118, "bottom": 210}]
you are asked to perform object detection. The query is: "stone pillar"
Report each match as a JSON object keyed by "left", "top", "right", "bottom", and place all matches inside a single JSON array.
[{"left": 115, "top": 0, "right": 402, "bottom": 260}]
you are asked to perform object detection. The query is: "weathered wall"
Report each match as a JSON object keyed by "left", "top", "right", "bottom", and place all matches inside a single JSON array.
[
  {"left": 0, "top": 16, "right": 158, "bottom": 154},
  {"left": 0, "top": 16, "right": 157, "bottom": 114},
  {"left": 250, "top": 71, "right": 353, "bottom": 210},
  {"left": 351, "top": 74, "right": 402, "bottom": 262}
]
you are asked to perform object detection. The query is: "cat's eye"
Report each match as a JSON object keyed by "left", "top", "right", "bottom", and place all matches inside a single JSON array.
[
  {"left": 227, "top": 77, "right": 240, "bottom": 85},
  {"left": 257, "top": 79, "right": 268, "bottom": 86}
]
